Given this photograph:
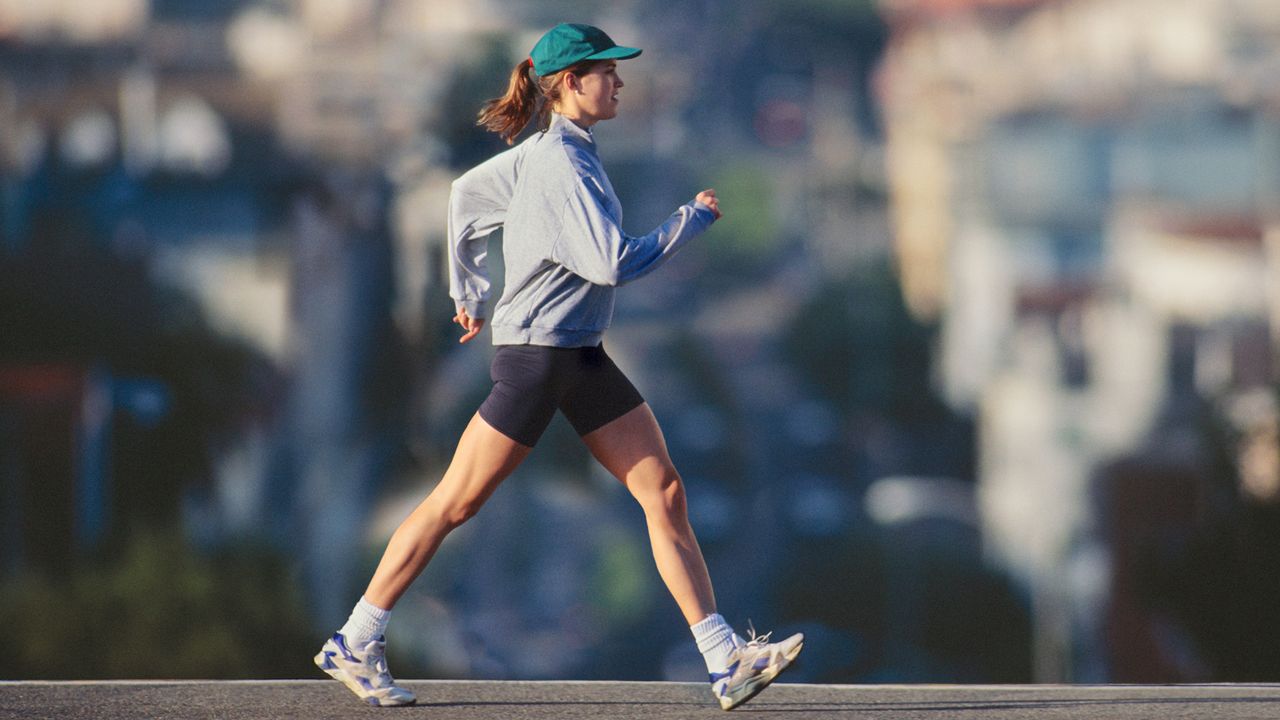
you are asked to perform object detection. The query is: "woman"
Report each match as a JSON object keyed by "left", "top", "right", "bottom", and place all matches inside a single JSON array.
[{"left": 315, "top": 23, "right": 803, "bottom": 711}]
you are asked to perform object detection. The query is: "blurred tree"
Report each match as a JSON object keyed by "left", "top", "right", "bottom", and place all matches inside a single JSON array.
[
  {"left": 0, "top": 531, "right": 315, "bottom": 678},
  {"left": 781, "top": 258, "right": 974, "bottom": 481},
  {"left": 0, "top": 165, "right": 325, "bottom": 677},
  {"left": 776, "top": 519, "right": 1033, "bottom": 683},
  {"left": 772, "top": 260, "right": 1026, "bottom": 683},
  {"left": 1134, "top": 394, "right": 1280, "bottom": 680},
  {"left": 0, "top": 237, "right": 276, "bottom": 551},
  {"left": 690, "top": 0, "right": 888, "bottom": 148},
  {"left": 695, "top": 160, "right": 781, "bottom": 282},
  {"left": 437, "top": 35, "right": 522, "bottom": 171}
]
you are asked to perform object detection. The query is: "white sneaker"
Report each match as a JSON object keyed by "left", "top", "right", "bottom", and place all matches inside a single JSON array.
[
  {"left": 314, "top": 632, "right": 417, "bottom": 707},
  {"left": 709, "top": 629, "right": 804, "bottom": 710}
]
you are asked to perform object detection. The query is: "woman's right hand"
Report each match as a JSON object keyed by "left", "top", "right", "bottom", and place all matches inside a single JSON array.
[
  {"left": 696, "top": 189, "right": 722, "bottom": 220},
  {"left": 453, "top": 307, "right": 486, "bottom": 344}
]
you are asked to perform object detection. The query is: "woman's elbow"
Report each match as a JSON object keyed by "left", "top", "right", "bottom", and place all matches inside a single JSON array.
[
  {"left": 580, "top": 255, "right": 623, "bottom": 286},
  {"left": 595, "top": 267, "right": 622, "bottom": 287}
]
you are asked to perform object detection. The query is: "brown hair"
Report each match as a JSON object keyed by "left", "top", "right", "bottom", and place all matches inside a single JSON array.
[{"left": 477, "top": 58, "right": 602, "bottom": 145}]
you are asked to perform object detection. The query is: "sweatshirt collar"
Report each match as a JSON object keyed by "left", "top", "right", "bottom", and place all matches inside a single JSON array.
[{"left": 550, "top": 112, "right": 595, "bottom": 146}]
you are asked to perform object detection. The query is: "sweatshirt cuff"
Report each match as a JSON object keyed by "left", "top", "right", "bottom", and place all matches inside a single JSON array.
[
  {"left": 456, "top": 298, "right": 487, "bottom": 319},
  {"left": 692, "top": 200, "right": 715, "bottom": 217}
]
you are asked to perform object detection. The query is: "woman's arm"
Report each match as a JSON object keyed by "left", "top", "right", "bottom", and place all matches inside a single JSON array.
[
  {"left": 447, "top": 147, "right": 522, "bottom": 319},
  {"left": 550, "top": 176, "right": 719, "bottom": 287}
]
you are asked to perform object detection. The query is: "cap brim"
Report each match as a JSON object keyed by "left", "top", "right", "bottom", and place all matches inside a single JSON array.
[{"left": 586, "top": 46, "right": 642, "bottom": 62}]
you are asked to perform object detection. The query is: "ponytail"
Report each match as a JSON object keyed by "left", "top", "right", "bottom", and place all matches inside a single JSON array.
[
  {"left": 477, "top": 58, "right": 603, "bottom": 145},
  {"left": 478, "top": 58, "right": 540, "bottom": 145}
]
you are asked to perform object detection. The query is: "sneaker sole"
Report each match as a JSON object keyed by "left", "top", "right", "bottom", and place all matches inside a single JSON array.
[
  {"left": 314, "top": 651, "right": 416, "bottom": 707},
  {"left": 719, "top": 638, "right": 804, "bottom": 711}
]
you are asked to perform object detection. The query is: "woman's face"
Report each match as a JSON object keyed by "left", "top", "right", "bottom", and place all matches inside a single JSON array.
[{"left": 566, "top": 61, "right": 624, "bottom": 126}]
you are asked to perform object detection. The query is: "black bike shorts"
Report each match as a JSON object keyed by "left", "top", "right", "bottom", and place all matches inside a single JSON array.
[{"left": 478, "top": 344, "right": 645, "bottom": 447}]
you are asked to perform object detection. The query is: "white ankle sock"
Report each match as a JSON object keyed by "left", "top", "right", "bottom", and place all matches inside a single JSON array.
[
  {"left": 691, "top": 613, "right": 738, "bottom": 674},
  {"left": 339, "top": 596, "right": 391, "bottom": 648}
]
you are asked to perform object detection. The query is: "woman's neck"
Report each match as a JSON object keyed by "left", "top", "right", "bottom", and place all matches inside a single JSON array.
[{"left": 555, "top": 106, "right": 596, "bottom": 129}]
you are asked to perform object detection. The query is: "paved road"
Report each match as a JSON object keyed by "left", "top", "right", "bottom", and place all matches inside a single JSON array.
[{"left": 2, "top": 681, "right": 1279, "bottom": 719}]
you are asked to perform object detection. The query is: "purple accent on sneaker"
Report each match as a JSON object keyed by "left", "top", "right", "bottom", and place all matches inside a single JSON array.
[
  {"left": 709, "top": 660, "right": 740, "bottom": 686},
  {"left": 367, "top": 697, "right": 381, "bottom": 707},
  {"left": 320, "top": 652, "right": 337, "bottom": 670},
  {"left": 753, "top": 656, "right": 771, "bottom": 671},
  {"left": 332, "top": 633, "right": 358, "bottom": 662},
  {"left": 357, "top": 676, "right": 375, "bottom": 692}
]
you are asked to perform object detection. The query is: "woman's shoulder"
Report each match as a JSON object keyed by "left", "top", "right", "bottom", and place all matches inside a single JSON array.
[
  {"left": 452, "top": 141, "right": 524, "bottom": 196},
  {"left": 527, "top": 129, "right": 600, "bottom": 185}
]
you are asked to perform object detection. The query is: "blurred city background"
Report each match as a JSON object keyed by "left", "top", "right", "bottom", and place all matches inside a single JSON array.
[{"left": 2, "top": 0, "right": 1278, "bottom": 685}]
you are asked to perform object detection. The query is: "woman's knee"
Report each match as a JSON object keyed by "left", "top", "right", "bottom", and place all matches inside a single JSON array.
[
  {"left": 633, "top": 465, "right": 688, "bottom": 518},
  {"left": 428, "top": 492, "right": 486, "bottom": 531}
]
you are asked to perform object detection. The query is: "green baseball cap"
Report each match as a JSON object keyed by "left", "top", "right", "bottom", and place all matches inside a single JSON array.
[{"left": 530, "top": 23, "right": 641, "bottom": 76}]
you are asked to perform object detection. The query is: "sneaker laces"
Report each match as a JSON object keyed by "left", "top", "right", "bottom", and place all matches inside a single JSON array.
[{"left": 743, "top": 620, "right": 772, "bottom": 648}]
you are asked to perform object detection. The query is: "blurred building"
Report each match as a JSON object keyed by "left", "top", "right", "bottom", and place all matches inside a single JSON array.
[{"left": 879, "top": 0, "right": 1280, "bottom": 681}]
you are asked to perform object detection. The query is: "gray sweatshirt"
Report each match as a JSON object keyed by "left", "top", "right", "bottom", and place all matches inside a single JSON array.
[{"left": 448, "top": 113, "right": 716, "bottom": 347}]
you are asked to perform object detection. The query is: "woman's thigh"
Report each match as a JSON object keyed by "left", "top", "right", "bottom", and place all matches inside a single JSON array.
[
  {"left": 581, "top": 403, "right": 676, "bottom": 487},
  {"left": 431, "top": 412, "right": 532, "bottom": 516}
]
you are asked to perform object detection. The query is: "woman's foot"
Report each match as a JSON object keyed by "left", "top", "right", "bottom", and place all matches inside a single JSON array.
[
  {"left": 314, "top": 632, "right": 416, "bottom": 707},
  {"left": 709, "top": 630, "right": 804, "bottom": 710}
]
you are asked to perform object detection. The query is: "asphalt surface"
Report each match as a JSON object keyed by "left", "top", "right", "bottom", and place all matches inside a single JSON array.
[{"left": 2, "top": 681, "right": 1279, "bottom": 719}]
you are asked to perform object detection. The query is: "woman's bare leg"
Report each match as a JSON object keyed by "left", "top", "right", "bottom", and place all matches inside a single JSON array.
[
  {"left": 363, "top": 412, "right": 531, "bottom": 609},
  {"left": 583, "top": 403, "right": 717, "bottom": 624}
]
